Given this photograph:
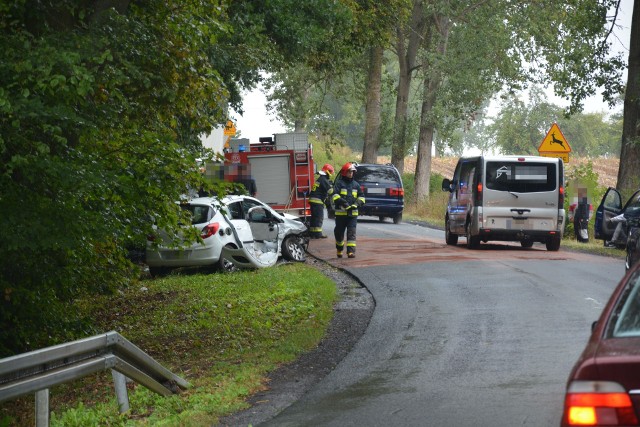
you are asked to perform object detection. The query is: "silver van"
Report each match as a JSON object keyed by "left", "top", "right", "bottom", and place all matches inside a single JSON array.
[{"left": 441, "top": 155, "right": 565, "bottom": 251}]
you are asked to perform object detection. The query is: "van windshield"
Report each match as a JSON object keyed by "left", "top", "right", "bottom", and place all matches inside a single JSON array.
[{"left": 485, "top": 162, "right": 556, "bottom": 193}]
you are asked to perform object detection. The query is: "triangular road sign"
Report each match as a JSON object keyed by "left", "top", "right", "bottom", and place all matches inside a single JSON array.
[{"left": 538, "top": 123, "right": 571, "bottom": 153}]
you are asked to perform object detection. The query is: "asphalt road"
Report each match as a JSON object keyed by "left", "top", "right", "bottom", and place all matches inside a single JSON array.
[{"left": 264, "top": 216, "right": 624, "bottom": 427}]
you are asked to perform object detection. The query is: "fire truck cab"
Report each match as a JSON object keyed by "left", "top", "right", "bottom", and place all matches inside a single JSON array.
[{"left": 223, "top": 132, "right": 314, "bottom": 217}]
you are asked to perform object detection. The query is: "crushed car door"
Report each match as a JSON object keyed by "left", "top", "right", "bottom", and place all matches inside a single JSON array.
[{"left": 221, "top": 199, "right": 279, "bottom": 269}]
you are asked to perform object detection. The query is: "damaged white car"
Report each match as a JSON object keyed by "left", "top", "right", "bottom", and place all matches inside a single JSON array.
[{"left": 146, "top": 195, "right": 309, "bottom": 276}]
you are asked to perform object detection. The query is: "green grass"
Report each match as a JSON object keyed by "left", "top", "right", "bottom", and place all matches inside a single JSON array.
[{"left": 1, "top": 263, "right": 337, "bottom": 426}]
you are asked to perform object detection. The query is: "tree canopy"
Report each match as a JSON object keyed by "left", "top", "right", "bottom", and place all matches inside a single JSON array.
[{"left": 0, "top": 0, "right": 363, "bottom": 356}]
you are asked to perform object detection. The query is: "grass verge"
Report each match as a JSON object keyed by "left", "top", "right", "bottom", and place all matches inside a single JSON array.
[{"left": 1, "top": 263, "right": 337, "bottom": 426}]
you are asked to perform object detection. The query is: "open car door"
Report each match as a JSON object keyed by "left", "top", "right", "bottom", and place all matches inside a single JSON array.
[
  {"left": 221, "top": 204, "right": 280, "bottom": 269},
  {"left": 595, "top": 187, "right": 622, "bottom": 241}
]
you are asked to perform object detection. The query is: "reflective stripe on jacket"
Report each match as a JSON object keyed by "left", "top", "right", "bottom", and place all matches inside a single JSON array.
[{"left": 332, "top": 178, "right": 365, "bottom": 217}]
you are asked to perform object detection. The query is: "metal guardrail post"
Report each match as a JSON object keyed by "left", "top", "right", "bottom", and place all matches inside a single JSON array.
[
  {"left": 111, "top": 370, "right": 130, "bottom": 413},
  {"left": 35, "top": 389, "right": 49, "bottom": 427}
]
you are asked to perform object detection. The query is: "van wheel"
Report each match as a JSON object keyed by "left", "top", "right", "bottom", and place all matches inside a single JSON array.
[
  {"left": 393, "top": 213, "right": 402, "bottom": 224},
  {"left": 521, "top": 239, "right": 534, "bottom": 248},
  {"left": 466, "top": 224, "right": 480, "bottom": 249},
  {"left": 546, "top": 237, "right": 561, "bottom": 251},
  {"left": 445, "top": 218, "right": 458, "bottom": 245}
]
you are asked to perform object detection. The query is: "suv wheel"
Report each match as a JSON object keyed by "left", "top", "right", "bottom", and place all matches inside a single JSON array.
[
  {"left": 378, "top": 215, "right": 386, "bottom": 222},
  {"left": 445, "top": 217, "right": 458, "bottom": 245},
  {"left": 393, "top": 213, "right": 402, "bottom": 224}
]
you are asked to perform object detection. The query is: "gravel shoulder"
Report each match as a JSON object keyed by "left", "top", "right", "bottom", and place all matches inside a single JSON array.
[{"left": 218, "top": 256, "right": 374, "bottom": 427}]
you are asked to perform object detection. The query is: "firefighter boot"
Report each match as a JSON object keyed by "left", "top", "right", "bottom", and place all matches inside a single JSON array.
[{"left": 336, "top": 240, "right": 344, "bottom": 258}]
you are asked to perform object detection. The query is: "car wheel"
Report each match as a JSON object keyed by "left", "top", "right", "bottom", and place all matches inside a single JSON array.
[
  {"left": 149, "top": 266, "right": 170, "bottom": 277},
  {"left": 393, "top": 213, "right": 402, "bottom": 224},
  {"left": 445, "top": 217, "right": 458, "bottom": 245},
  {"left": 217, "top": 245, "right": 237, "bottom": 273},
  {"left": 282, "top": 235, "right": 306, "bottom": 262},
  {"left": 521, "top": 239, "right": 534, "bottom": 248},
  {"left": 546, "top": 236, "right": 561, "bottom": 251},
  {"left": 466, "top": 222, "right": 479, "bottom": 249},
  {"left": 378, "top": 215, "right": 385, "bottom": 222}
]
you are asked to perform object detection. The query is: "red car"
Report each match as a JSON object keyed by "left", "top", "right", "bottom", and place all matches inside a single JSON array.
[{"left": 562, "top": 262, "right": 640, "bottom": 426}]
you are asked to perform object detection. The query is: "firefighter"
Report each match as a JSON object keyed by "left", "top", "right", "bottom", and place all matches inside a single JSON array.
[
  {"left": 308, "top": 163, "right": 335, "bottom": 238},
  {"left": 332, "top": 162, "right": 365, "bottom": 258}
]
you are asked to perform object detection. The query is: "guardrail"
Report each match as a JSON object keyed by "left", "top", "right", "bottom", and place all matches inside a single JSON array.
[{"left": 0, "top": 331, "right": 189, "bottom": 426}]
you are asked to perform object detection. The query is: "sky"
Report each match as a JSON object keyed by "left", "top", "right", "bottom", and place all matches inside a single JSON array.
[{"left": 231, "top": 0, "right": 634, "bottom": 145}]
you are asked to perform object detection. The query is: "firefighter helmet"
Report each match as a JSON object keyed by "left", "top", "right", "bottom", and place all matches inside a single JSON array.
[
  {"left": 321, "top": 163, "right": 334, "bottom": 176},
  {"left": 340, "top": 162, "right": 357, "bottom": 177}
]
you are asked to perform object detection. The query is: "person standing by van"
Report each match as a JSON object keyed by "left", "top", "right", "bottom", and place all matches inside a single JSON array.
[
  {"left": 574, "top": 186, "right": 590, "bottom": 243},
  {"left": 332, "top": 162, "right": 365, "bottom": 258},
  {"left": 308, "top": 163, "right": 334, "bottom": 238}
]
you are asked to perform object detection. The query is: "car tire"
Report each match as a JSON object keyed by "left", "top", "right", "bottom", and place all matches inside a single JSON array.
[
  {"left": 521, "top": 239, "right": 534, "bottom": 248},
  {"left": 546, "top": 237, "right": 561, "bottom": 251},
  {"left": 378, "top": 216, "right": 385, "bottom": 222},
  {"left": 393, "top": 213, "right": 402, "bottom": 224},
  {"left": 282, "top": 235, "right": 306, "bottom": 262},
  {"left": 466, "top": 222, "right": 480, "bottom": 249},
  {"left": 445, "top": 217, "right": 458, "bottom": 245},
  {"left": 217, "top": 247, "right": 237, "bottom": 273}
]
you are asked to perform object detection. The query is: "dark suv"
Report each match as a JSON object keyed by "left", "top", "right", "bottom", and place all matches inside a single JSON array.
[{"left": 353, "top": 163, "right": 404, "bottom": 224}]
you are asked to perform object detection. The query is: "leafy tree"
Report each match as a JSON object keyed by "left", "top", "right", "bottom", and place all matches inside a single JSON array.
[{"left": 0, "top": 0, "right": 360, "bottom": 357}]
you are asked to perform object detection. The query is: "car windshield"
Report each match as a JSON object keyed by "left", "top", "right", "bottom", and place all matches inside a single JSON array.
[
  {"left": 485, "top": 161, "right": 556, "bottom": 193},
  {"left": 608, "top": 270, "right": 640, "bottom": 338},
  {"left": 182, "top": 204, "right": 213, "bottom": 224},
  {"left": 354, "top": 166, "right": 400, "bottom": 185}
]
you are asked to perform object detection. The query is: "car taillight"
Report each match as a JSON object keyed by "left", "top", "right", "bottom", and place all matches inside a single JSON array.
[
  {"left": 201, "top": 222, "right": 220, "bottom": 239},
  {"left": 563, "top": 381, "right": 639, "bottom": 426},
  {"left": 388, "top": 188, "right": 404, "bottom": 197},
  {"left": 559, "top": 185, "right": 565, "bottom": 206},
  {"left": 147, "top": 234, "right": 156, "bottom": 242}
]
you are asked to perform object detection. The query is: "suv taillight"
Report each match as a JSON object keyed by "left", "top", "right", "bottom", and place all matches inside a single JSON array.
[
  {"left": 388, "top": 188, "right": 404, "bottom": 197},
  {"left": 201, "top": 222, "right": 220, "bottom": 239},
  {"left": 562, "top": 381, "right": 638, "bottom": 426}
]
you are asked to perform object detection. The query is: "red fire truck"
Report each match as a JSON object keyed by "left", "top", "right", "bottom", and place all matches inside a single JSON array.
[{"left": 223, "top": 132, "right": 315, "bottom": 217}]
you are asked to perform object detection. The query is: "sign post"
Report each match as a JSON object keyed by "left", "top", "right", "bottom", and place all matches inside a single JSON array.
[{"left": 538, "top": 123, "right": 571, "bottom": 163}]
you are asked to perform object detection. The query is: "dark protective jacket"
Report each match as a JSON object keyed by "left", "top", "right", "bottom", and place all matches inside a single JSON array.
[
  {"left": 309, "top": 172, "right": 333, "bottom": 206},
  {"left": 332, "top": 177, "right": 365, "bottom": 217}
]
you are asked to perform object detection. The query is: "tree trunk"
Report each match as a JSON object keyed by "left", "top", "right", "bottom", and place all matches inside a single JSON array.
[
  {"left": 414, "top": 77, "right": 438, "bottom": 203},
  {"left": 362, "top": 46, "right": 383, "bottom": 164},
  {"left": 415, "top": 16, "right": 450, "bottom": 204},
  {"left": 391, "top": 0, "right": 426, "bottom": 174},
  {"left": 617, "top": 0, "right": 640, "bottom": 192}
]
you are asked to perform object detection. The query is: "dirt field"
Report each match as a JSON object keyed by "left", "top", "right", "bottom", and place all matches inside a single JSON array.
[{"left": 378, "top": 155, "right": 620, "bottom": 188}]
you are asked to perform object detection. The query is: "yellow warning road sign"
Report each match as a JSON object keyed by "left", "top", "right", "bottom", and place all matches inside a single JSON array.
[
  {"left": 224, "top": 120, "right": 236, "bottom": 136},
  {"left": 538, "top": 123, "right": 571, "bottom": 153}
]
